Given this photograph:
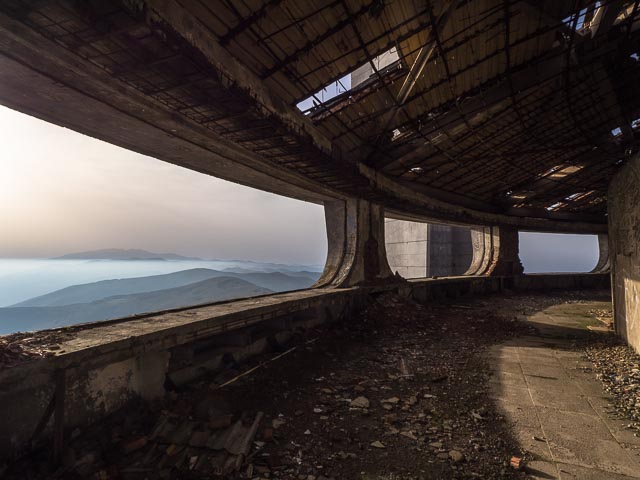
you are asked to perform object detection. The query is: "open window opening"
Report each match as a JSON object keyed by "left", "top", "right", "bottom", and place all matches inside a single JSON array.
[
  {"left": 519, "top": 232, "right": 599, "bottom": 273},
  {"left": 0, "top": 106, "right": 327, "bottom": 335},
  {"left": 384, "top": 218, "right": 473, "bottom": 279},
  {"left": 296, "top": 47, "right": 403, "bottom": 118}
]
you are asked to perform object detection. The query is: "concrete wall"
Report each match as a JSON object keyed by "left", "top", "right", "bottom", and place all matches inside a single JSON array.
[
  {"left": 384, "top": 219, "right": 473, "bottom": 278},
  {"left": 385, "top": 218, "right": 429, "bottom": 278},
  {"left": 609, "top": 154, "right": 640, "bottom": 352},
  {"left": 0, "top": 291, "right": 361, "bottom": 462}
]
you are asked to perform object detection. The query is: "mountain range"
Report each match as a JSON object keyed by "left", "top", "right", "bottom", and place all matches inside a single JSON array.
[
  {"left": 12, "top": 268, "right": 317, "bottom": 307},
  {"left": 0, "top": 277, "right": 271, "bottom": 334},
  {"left": 54, "top": 248, "right": 202, "bottom": 261},
  {"left": 0, "top": 266, "right": 320, "bottom": 335}
]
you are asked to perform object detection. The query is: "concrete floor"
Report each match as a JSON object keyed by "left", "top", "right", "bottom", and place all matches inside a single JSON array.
[{"left": 488, "top": 301, "right": 640, "bottom": 479}]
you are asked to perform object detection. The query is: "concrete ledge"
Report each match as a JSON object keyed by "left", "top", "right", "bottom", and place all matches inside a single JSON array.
[{"left": 0, "top": 273, "right": 609, "bottom": 462}]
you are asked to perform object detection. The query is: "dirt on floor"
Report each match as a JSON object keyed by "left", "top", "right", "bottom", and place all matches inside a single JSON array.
[{"left": 4, "top": 290, "right": 621, "bottom": 480}]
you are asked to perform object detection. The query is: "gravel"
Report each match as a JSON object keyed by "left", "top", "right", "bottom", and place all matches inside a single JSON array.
[{"left": 586, "top": 338, "right": 640, "bottom": 434}]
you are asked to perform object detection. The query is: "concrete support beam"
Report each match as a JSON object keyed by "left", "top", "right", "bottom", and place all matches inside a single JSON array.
[
  {"left": 379, "top": 53, "right": 567, "bottom": 171},
  {"left": 465, "top": 226, "right": 524, "bottom": 276},
  {"left": 427, "top": 224, "right": 473, "bottom": 277},
  {"left": 385, "top": 218, "right": 428, "bottom": 279},
  {"left": 608, "top": 154, "right": 640, "bottom": 351},
  {"left": 315, "top": 199, "right": 396, "bottom": 288},
  {"left": 591, "top": 234, "right": 611, "bottom": 273},
  {"left": 384, "top": 219, "right": 473, "bottom": 278}
]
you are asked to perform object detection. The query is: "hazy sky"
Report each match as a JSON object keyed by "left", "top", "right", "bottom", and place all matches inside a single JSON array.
[
  {"left": 0, "top": 106, "right": 328, "bottom": 265},
  {"left": 0, "top": 105, "right": 600, "bottom": 272},
  {"left": 519, "top": 231, "right": 598, "bottom": 273}
]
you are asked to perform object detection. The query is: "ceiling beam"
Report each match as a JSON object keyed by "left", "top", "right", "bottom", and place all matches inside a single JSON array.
[
  {"left": 142, "top": 0, "right": 336, "bottom": 159},
  {"left": 518, "top": 0, "right": 584, "bottom": 36},
  {"left": 375, "top": 0, "right": 463, "bottom": 139},
  {"left": 591, "top": 0, "right": 626, "bottom": 37},
  {"left": 218, "top": 0, "right": 282, "bottom": 45},
  {"left": 258, "top": 0, "right": 378, "bottom": 79},
  {"left": 375, "top": 51, "right": 567, "bottom": 170}
]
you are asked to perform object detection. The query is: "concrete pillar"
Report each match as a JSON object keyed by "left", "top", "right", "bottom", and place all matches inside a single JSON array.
[
  {"left": 608, "top": 154, "right": 640, "bottom": 351},
  {"left": 591, "top": 234, "right": 610, "bottom": 273},
  {"left": 385, "top": 218, "right": 428, "bottom": 278},
  {"left": 384, "top": 220, "right": 473, "bottom": 278},
  {"left": 426, "top": 224, "right": 473, "bottom": 276},
  {"left": 315, "top": 199, "right": 396, "bottom": 287},
  {"left": 465, "top": 226, "right": 524, "bottom": 276}
]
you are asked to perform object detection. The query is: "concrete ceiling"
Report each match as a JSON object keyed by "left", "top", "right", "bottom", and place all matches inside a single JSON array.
[{"left": 1, "top": 0, "right": 639, "bottom": 233}]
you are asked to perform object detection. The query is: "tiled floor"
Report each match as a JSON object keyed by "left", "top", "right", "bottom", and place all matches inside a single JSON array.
[{"left": 488, "top": 303, "right": 640, "bottom": 479}]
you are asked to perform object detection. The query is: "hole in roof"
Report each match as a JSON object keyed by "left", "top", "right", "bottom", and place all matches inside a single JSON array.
[
  {"left": 546, "top": 201, "right": 566, "bottom": 211},
  {"left": 410, "top": 166, "right": 424, "bottom": 174},
  {"left": 565, "top": 192, "right": 583, "bottom": 201},
  {"left": 631, "top": 53, "right": 640, "bottom": 61},
  {"left": 509, "top": 193, "right": 528, "bottom": 200},
  {"left": 351, "top": 48, "right": 400, "bottom": 87},
  {"left": 391, "top": 126, "right": 412, "bottom": 143},
  {"left": 565, "top": 191, "right": 595, "bottom": 202},
  {"left": 564, "top": 2, "right": 601, "bottom": 31},
  {"left": 296, "top": 48, "right": 400, "bottom": 115},
  {"left": 540, "top": 164, "right": 584, "bottom": 179},
  {"left": 632, "top": 117, "right": 640, "bottom": 129},
  {"left": 296, "top": 74, "right": 351, "bottom": 115},
  {"left": 505, "top": 189, "right": 530, "bottom": 200},
  {"left": 611, "top": 127, "right": 622, "bottom": 137}
]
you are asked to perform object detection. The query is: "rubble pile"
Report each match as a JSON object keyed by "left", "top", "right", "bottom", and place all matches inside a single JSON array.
[
  {"left": 586, "top": 339, "right": 640, "bottom": 433},
  {"left": 6, "top": 294, "right": 536, "bottom": 479},
  {"left": 586, "top": 307, "right": 613, "bottom": 330},
  {"left": 0, "top": 333, "right": 66, "bottom": 368}
]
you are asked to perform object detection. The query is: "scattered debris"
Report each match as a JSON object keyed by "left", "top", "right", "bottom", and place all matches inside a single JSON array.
[
  {"left": 349, "top": 396, "right": 370, "bottom": 409},
  {"left": 4, "top": 292, "right": 549, "bottom": 479},
  {"left": 0, "top": 335, "right": 59, "bottom": 368},
  {"left": 449, "top": 450, "right": 464, "bottom": 463},
  {"left": 586, "top": 337, "right": 640, "bottom": 433}
]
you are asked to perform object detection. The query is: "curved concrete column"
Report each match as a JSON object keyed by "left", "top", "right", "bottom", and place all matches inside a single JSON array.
[
  {"left": 591, "top": 234, "right": 610, "bottom": 273},
  {"left": 464, "top": 226, "right": 523, "bottom": 276},
  {"left": 315, "top": 199, "right": 396, "bottom": 288},
  {"left": 465, "top": 227, "right": 493, "bottom": 275}
]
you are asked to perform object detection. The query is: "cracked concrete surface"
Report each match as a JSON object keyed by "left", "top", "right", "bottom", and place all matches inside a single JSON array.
[{"left": 488, "top": 302, "right": 640, "bottom": 479}]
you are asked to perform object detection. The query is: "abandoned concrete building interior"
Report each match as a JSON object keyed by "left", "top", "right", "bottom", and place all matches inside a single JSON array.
[{"left": 2, "top": 0, "right": 640, "bottom": 478}]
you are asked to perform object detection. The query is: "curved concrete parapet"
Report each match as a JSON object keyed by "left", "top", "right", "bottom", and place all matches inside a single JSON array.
[
  {"left": 314, "top": 199, "right": 396, "bottom": 288},
  {"left": 465, "top": 226, "right": 524, "bottom": 276}
]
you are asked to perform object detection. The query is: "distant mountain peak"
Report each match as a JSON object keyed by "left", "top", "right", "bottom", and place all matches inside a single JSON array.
[{"left": 53, "top": 248, "right": 202, "bottom": 261}]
